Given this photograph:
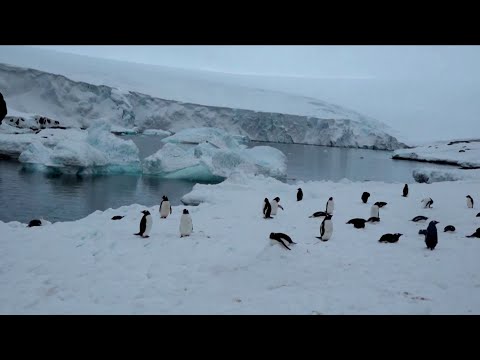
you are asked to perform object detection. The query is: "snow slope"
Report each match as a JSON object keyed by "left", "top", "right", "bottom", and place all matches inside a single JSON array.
[
  {"left": 1, "top": 174, "right": 480, "bottom": 314},
  {"left": 393, "top": 140, "right": 480, "bottom": 168},
  {"left": 0, "top": 54, "right": 406, "bottom": 150},
  {"left": 412, "top": 168, "right": 480, "bottom": 183}
]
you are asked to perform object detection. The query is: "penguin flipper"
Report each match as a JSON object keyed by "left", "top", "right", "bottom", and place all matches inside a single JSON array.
[{"left": 279, "top": 241, "right": 291, "bottom": 250}]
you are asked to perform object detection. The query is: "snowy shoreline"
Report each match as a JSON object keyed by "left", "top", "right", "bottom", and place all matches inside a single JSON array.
[{"left": 1, "top": 174, "right": 480, "bottom": 314}]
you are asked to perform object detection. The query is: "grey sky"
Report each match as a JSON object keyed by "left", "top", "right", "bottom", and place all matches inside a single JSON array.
[{"left": 18, "top": 46, "right": 480, "bottom": 142}]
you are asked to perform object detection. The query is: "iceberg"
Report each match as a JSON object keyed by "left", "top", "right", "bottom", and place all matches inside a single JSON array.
[
  {"left": 143, "top": 128, "right": 286, "bottom": 182},
  {"left": 142, "top": 129, "right": 172, "bottom": 137}
]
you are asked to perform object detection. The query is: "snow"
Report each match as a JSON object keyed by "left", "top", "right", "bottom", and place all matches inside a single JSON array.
[
  {"left": 412, "top": 168, "right": 480, "bottom": 183},
  {"left": 2, "top": 174, "right": 480, "bottom": 314},
  {"left": 1, "top": 122, "right": 141, "bottom": 175},
  {"left": 142, "top": 129, "right": 172, "bottom": 137},
  {"left": 0, "top": 56, "right": 406, "bottom": 150},
  {"left": 393, "top": 140, "right": 480, "bottom": 168},
  {"left": 143, "top": 129, "right": 287, "bottom": 182}
]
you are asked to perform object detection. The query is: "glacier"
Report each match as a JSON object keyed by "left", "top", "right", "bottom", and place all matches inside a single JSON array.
[
  {"left": 0, "top": 62, "right": 406, "bottom": 150},
  {"left": 143, "top": 128, "right": 287, "bottom": 182}
]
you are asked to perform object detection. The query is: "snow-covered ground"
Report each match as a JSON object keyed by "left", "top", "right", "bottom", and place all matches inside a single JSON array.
[
  {"left": 393, "top": 140, "right": 480, "bottom": 168},
  {"left": 0, "top": 60, "right": 406, "bottom": 150},
  {"left": 2, "top": 174, "right": 480, "bottom": 314},
  {"left": 412, "top": 168, "right": 480, "bottom": 183}
]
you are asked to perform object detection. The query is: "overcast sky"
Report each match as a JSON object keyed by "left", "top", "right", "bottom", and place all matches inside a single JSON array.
[{"left": 21, "top": 46, "right": 480, "bottom": 142}]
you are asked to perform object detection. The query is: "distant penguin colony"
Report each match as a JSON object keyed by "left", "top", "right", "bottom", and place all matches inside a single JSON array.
[
  {"left": 421, "top": 197, "right": 434, "bottom": 208},
  {"left": 317, "top": 214, "right": 333, "bottom": 241},
  {"left": 378, "top": 233, "right": 402, "bottom": 243},
  {"left": 326, "top": 197, "right": 334, "bottom": 215},
  {"left": 297, "top": 188, "right": 303, "bottom": 201},
  {"left": 270, "top": 197, "right": 284, "bottom": 216},
  {"left": 263, "top": 198, "right": 273, "bottom": 219},
  {"left": 361, "top": 192, "right": 370, "bottom": 204},
  {"left": 160, "top": 196, "right": 172, "bottom": 218},
  {"left": 444, "top": 225, "right": 456, "bottom": 232},
  {"left": 134, "top": 210, "right": 152, "bottom": 238},
  {"left": 425, "top": 221, "right": 439, "bottom": 250},
  {"left": 269, "top": 232, "right": 296, "bottom": 250},
  {"left": 466, "top": 195, "right": 474, "bottom": 208},
  {"left": 412, "top": 215, "right": 428, "bottom": 222},
  {"left": 179, "top": 209, "right": 193, "bottom": 237}
]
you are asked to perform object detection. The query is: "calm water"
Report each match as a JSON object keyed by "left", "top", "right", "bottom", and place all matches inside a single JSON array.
[{"left": 0, "top": 135, "right": 454, "bottom": 223}]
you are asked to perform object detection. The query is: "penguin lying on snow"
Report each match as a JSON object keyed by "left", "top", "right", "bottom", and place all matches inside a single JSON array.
[
  {"left": 419, "top": 229, "right": 427, "bottom": 236},
  {"left": 309, "top": 211, "right": 328, "bottom": 218},
  {"left": 27, "top": 219, "right": 42, "bottom": 227},
  {"left": 412, "top": 215, "right": 428, "bottom": 222},
  {"left": 374, "top": 201, "right": 387, "bottom": 208},
  {"left": 346, "top": 218, "right": 367, "bottom": 229},
  {"left": 134, "top": 210, "right": 152, "bottom": 238},
  {"left": 476, "top": 212, "right": 480, "bottom": 217},
  {"left": 367, "top": 217, "right": 380, "bottom": 223},
  {"left": 444, "top": 225, "right": 455, "bottom": 232},
  {"left": 111, "top": 215, "right": 124, "bottom": 220},
  {"left": 378, "top": 233, "right": 403, "bottom": 243},
  {"left": 421, "top": 197, "right": 434, "bottom": 208},
  {"left": 269, "top": 232, "right": 296, "bottom": 250},
  {"left": 466, "top": 228, "right": 480, "bottom": 238}
]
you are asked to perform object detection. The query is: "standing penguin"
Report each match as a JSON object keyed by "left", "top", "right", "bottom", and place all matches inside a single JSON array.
[
  {"left": 466, "top": 195, "right": 474, "bottom": 208},
  {"left": 370, "top": 204, "right": 380, "bottom": 218},
  {"left": 270, "top": 197, "right": 284, "bottom": 216},
  {"left": 316, "top": 214, "right": 333, "bottom": 241},
  {"left": 421, "top": 197, "right": 434, "bottom": 208},
  {"left": 263, "top": 198, "right": 273, "bottom": 219},
  {"left": 325, "top": 197, "right": 334, "bottom": 215},
  {"left": 425, "top": 220, "right": 439, "bottom": 250},
  {"left": 179, "top": 209, "right": 193, "bottom": 237},
  {"left": 297, "top": 188, "right": 303, "bottom": 202},
  {"left": 160, "top": 195, "right": 172, "bottom": 218},
  {"left": 403, "top": 184, "right": 409, "bottom": 197},
  {"left": 361, "top": 192, "right": 370, "bottom": 204},
  {"left": 134, "top": 210, "right": 152, "bottom": 238}
]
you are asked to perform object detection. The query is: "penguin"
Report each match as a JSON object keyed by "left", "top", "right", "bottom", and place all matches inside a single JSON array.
[
  {"left": 346, "top": 218, "right": 366, "bottom": 229},
  {"left": 370, "top": 204, "right": 380, "bottom": 218},
  {"left": 297, "top": 188, "right": 303, "bottom": 202},
  {"left": 111, "top": 215, "right": 124, "bottom": 220},
  {"left": 421, "top": 197, "right": 434, "bottom": 208},
  {"left": 444, "top": 225, "right": 455, "bottom": 232},
  {"left": 367, "top": 216, "right": 380, "bottom": 223},
  {"left": 269, "top": 232, "right": 296, "bottom": 250},
  {"left": 270, "top": 197, "right": 284, "bottom": 216},
  {"left": 27, "top": 219, "right": 42, "bottom": 227},
  {"left": 263, "top": 198, "right": 273, "bottom": 219},
  {"left": 325, "top": 197, "right": 334, "bottom": 215},
  {"left": 411, "top": 215, "right": 428, "bottom": 222},
  {"left": 379, "top": 233, "right": 403, "bottom": 243},
  {"left": 466, "top": 228, "right": 480, "bottom": 238},
  {"left": 374, "top": 201, "right": 387, "bottom": 208},
  {"left": 477, "top": 212, "right": 480, "bottom": 217},
  {"left": 134, "top": 210, "right": 152, "bottom": 238},
  {"left": 466, "top": 195, "right": 474, "bottom": 208},
  {"left": 361, "top": 192, "right": 370, "bottom": 204},
  {"left": 309, "top": 211, "right": 328, "bottom": 218},
  {"left": 419, "top": 229, "right": 427, "bottom": 236},
  {"left": 316, "top": 214, "right": 333, "bottom": 241},
  {"left": 425, "top": 220, "right": 439, "bottom": 250},
  {"left": 160, "top": 195, "right": 172, "bottom": 218},
  {"left": 179, "top": 209, "right": 193, "bottom": 237}
]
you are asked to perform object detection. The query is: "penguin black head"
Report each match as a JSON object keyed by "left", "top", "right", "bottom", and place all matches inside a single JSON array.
[
  {"left": 430, "top": 220, "right": 439, "bottom": 225},
  {"left": 297, "top": 188, "right": 302, "bottom": 191},
  {"left": 325, "top": 214, "right": 333, "bottom": 220},
  {"left": 141, "top": 210, "right": 151, "bottom": 215},
  {"left": 467, "top": 195, "right": 473, "bottom": 200},
  {"left": 264, "top": 198, "right": 269, "bottom": 203},
  {"left": 269, "top": 232, "right": 276, "bottom": 239},
  {"left": 395, "top": 233, "right": 403, "bottom": 237},
  {"left": 183, "top": 209, "right": 189, "bottom": 214},
  {"left": 162, "top": 195, "right": 167, "bottom": 200},
  {"left": 274, "top": 197, "right": 280, "bottom": 202},
  {"left": 328, "top": 197, "right": 333, "bottom": 201}
]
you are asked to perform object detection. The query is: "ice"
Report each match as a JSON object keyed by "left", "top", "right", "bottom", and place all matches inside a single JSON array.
[{"left": 142, "top": 129, "right": 172, "bottom": 137}]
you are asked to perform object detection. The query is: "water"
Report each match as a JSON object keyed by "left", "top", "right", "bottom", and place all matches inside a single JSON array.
[{"left": 0, "top": 136, "right": 455, "bottom": 223}]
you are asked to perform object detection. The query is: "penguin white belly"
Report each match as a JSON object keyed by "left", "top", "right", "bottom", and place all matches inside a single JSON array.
[
  {"left": 321, "top": 220, "right": 333, "bottom": 240},
  {"left": 160, "top": 201, "right": 171, "bottom": 217},
  {"left": 271, "top": 200, "right": 279, "bottom": 215},
  {"left": 467, "top": 199, "right": 473, "bottom": 208},
  {"left": 179, "top": 214, "right": 193, "bottom": 236},
  {"left": 144, "top": 215, "right": 152, "bottom": 236},
  {"left": 370, "top": 205, "right": 379, "bottom": 218},
  {"left": 326, "top": 201, "right": 334, "bottom": 214}
]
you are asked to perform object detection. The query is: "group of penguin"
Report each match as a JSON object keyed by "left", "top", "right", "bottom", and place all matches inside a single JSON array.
[
  {"left": 262, "top": 183, "right": 480, "bottom": 251},
  {"left": 113, "top": 195, "right": 193, "bottom": 239}
]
